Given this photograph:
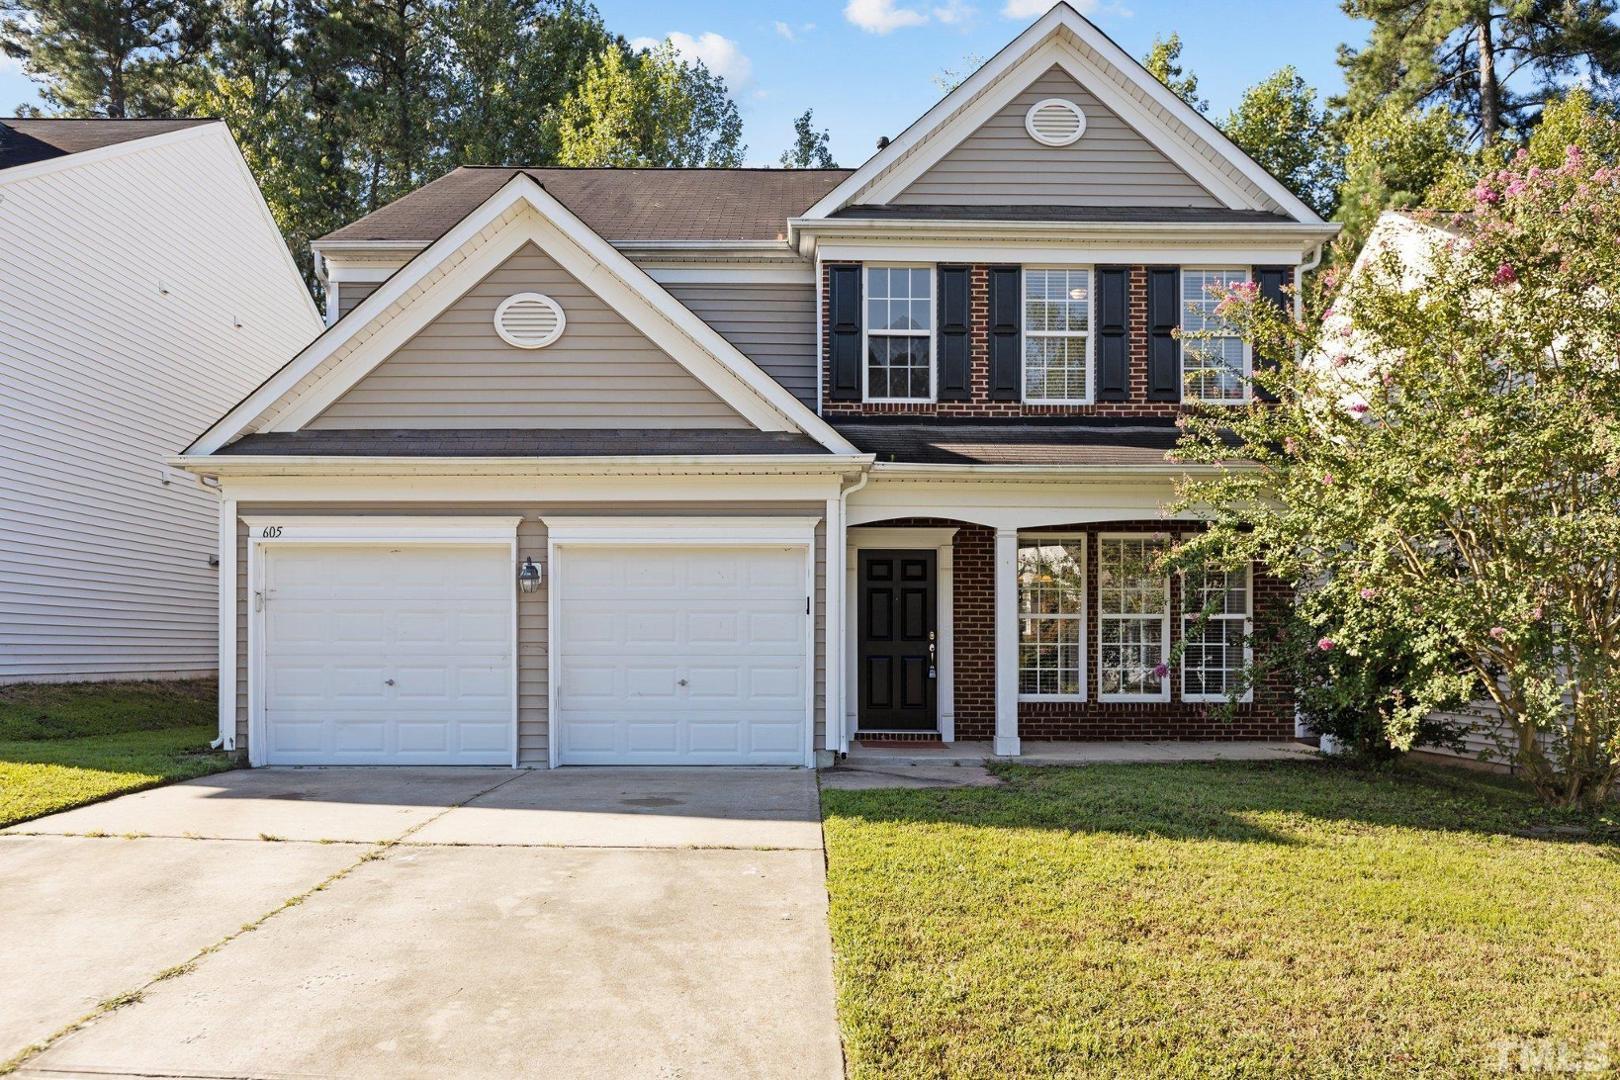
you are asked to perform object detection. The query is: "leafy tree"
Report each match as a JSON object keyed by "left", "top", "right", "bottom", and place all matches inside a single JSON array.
[
  {"left": 1142, "top": 33, "right": 1205, "bottom": 113},
  {"left": 554, "top": 39, "right": 743, "bottom": 167},
  {"left": 1331, "top": 101, "right": 1468, "bottom": 262},
  {"left": 1172, "top": 145, "right": 1620, "bottom": 808},
  {"left": 932, "top": 52, "right": 984, "bottom": 95},
  {"left": 1337, "top": 0, "right": 1620, "bottom": 144},
  {"left": 0, "top": 0, "right": 213, "bottom": 116},
  {"left": 1221, "top": 66, "right": 1343, "bottom": 217},
  {"left": 436, "top": 0, "right": 612, "bottom": 166},
  {"left": 779, "top": 108, "right": 835, "bottom": 168}
]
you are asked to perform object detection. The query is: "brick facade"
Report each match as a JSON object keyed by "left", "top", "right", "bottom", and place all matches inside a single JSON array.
[
  {"left": 820, "top": 262, "right": 1190, "bottom": 419},
  {"left": 874, "top": 517, "right": 1294, "bottom": 742}
]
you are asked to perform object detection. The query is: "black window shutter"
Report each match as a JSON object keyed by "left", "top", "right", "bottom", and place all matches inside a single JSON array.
[
  {"left": 1095, "top": 266, "right": 1130, "bottom": 402},
  {"left": 828, "top": 264, "right": 862, "bottom": 401},
  {"left": 1253, "top": 265, "right": 1290, "bottom": 403},
  {"left": 1146, "top": 266, "right": 1181, "bottom": 402},
  {"left": 988, "top": 266, "right": 1021, "bottom": 401},
  {"left": 937, "top": 266, "right": 971, "bottom": 401}
]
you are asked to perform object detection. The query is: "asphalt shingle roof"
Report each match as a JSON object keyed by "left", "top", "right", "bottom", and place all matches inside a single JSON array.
[
  {"left": 831, "top": 417, "right": 1185, "bottom": 466},
  {"left": 319, "top": 166, "right": 854, "bottom": 245},
  {"left": 0, "top": 118, "right": 217, "bottom": 171}
]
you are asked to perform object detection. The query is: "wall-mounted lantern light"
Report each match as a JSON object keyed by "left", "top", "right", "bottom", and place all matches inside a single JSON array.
[{"left": 517, "top": 556, "right": 542, "bottom": 594}]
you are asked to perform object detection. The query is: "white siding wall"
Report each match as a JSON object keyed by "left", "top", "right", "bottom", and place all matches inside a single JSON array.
[{"left": 1, "top": 126, "right": 322, "bottom": 681}]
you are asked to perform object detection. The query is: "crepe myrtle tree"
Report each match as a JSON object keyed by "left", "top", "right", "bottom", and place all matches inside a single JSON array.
[{"left": 1169, "top": 145, "right": 1620, "bottom": 808}]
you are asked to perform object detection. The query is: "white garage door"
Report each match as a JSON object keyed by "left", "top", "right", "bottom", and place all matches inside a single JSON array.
[
  {"left": 557, "top": 545, "right": 809, "bottom": 765},
  {"left": 261, "top": 544, "right": 514, "bottom": 765}
]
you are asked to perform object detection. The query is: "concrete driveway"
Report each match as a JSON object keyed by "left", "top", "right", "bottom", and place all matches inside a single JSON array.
[{"left": 1, "top": 768, "right": 841, "bottom": 1079}]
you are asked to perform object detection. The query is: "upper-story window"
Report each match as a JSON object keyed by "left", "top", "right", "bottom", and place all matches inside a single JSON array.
[
  {"left": 1182, "top": 268, "right": 1251, "bottom": 404},
  {"left": 864, "top": 265, "right": 934, "bottom": 402},
  {"left": 1023, "top": 267, "right": 1092, "bottom": 404}
]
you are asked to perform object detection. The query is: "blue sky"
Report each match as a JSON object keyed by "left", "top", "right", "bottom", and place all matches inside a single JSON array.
[{"left": 2, "top": 1, "right": 1364, "bottom": 168}]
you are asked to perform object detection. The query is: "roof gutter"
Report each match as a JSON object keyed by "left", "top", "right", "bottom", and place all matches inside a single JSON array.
[
  {"left": 867, "top": 460, "right": 1254, "bottom": 481},
  {"left": 788, "top": 215, "right": 1341, "bottom": 254},
  {"left": 166, "top": 453, "right": 876, "bottom": 478}
]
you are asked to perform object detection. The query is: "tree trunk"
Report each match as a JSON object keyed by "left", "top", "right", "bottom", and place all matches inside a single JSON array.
[{"left": 1477, "top": 11, "right": 1500, "bottom": 143}]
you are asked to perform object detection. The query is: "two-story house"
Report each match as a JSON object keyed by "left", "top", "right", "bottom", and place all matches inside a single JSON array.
[{"left": 175, "top": 3, "right": 1339, "bottom": 767}]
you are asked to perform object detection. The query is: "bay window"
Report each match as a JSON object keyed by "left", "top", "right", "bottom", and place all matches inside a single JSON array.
[
  {"left": 1182, "top": 267, "right": 1250, "bottom": 403},
  {"left": 1181, "top": 565, "right": 1253, "bottom": 701},
  {"left": 1023, "top": 267, "right": 1092, "bottom": 403},
  {"left": 864, "top": 266, "right": 933, "bottom": 401},
  {"left": 1017, "top": 535, "right": 1085, "bottom": 698},
  {"left": 1097, "top": 534, "right": 1170, "bottom": 700}
]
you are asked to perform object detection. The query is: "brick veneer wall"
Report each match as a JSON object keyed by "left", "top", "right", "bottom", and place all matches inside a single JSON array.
[
  {"left": 820, "top": 263, "right": 1190, "bottom": 419},
  {"left": 875, "top": 517, "right": 1295, "bottom": 741}
]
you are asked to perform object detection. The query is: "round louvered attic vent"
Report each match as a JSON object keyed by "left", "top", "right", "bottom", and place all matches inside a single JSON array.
[
  {"left": 494, "top": 292, "right": 566, "bottom": 349},
  {"left": 1024, "top": 98, "right": 1087, "bottom": 147}
]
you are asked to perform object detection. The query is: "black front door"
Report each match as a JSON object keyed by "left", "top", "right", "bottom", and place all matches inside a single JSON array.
[{"left": 858, "top": 550, "right": 937, "bottom": 731}]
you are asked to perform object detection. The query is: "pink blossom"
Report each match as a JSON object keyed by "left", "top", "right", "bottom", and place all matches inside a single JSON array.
[
  {"left": 1531, "top": 605, "right": 1544, "bottom": 622},
  {"left": 1283, "top": 436, "right": 1299, "bottom": 455},
  {"left": 1152, "top": 662, "right": 1170, "bottom": 679},
  {"left": 1489, "top": 626, "right": 1509, "bottom": 642},
  {"left": 1359, "top": 587, "right": 1377, "bottom": 601},
  {"left": 1317, "top": 638, "right": 1335, "bottom": 652},
  {"left": 1382, "top": 372, "right": 1396, "bottom": 387},
  {"left": 1349, "top": 402, "right": 1370, "bottom": 416},
  {"left": 1332, "top": 353, "right": 1352, "bottom": 368},
  {"left": 1321, "top": 472, "right": 1335, "bottom": 486},
  {"left": 1228, "top": 280, "right": 1259, "bottom": 301},
  {"left": 1473, "top": 181, "right": 1501, "bottom": 206},
  {"left": 1492, "top": 263, "right": 1518, "bottom": 286}
]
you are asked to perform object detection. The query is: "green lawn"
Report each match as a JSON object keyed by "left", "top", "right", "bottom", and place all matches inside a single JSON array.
[
  {"left": 0, "top": 680, "right": 236, "bottom": 828},
  {"left": 822, "top": 761, "right": 1620, "bottom": 1079}
]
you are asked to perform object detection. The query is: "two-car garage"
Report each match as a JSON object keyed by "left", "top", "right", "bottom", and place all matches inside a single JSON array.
[{"left": 250, "top": 517, "right": 816, "bottom": 768}]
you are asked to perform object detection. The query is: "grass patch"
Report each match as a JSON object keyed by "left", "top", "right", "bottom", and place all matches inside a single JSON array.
[
  {"left": 0, "top": 680, "right": 233, "bottom": 828},
  {"left": 821, "top": 760, "right": 1620, "bottom": 1079}
]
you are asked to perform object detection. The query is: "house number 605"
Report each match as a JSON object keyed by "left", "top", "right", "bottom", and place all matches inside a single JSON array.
[{"left": 260, "top": 526, "right": 283, "bottom": 538}]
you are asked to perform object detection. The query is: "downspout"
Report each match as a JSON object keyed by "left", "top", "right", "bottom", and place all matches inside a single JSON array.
[
  {"left": 1295, "top": 242, "right": 1324, "bottom": 321},
  {"left": 832, "top": 468, "right": 872, "bottom": 757}
]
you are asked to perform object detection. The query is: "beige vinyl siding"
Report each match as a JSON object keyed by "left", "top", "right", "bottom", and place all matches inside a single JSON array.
[
  {"left": 1, "top": 125, "right": 322, "bottom": 682},
  {"left": 308, "top": 242, "right": 749, "bottom": 430},
  {"left": 662, "top": 282, "right": 819, "bottom": 407},
  {"left": 893, "top": 66, "right": 1222, "bottom": 207},
  {"left": 336, "top": 280, "right": 381, "bottom": 320},
  {"left": 233, "top": 501, "right": 826, "bottom": 764}
]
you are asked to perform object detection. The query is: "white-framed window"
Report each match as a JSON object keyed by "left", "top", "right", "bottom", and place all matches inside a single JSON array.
[
  {"left": 1097, "top": 534, "right": 1171, "bottom": 701},
  {"left": 1022, "top": 267, "right": 1093, "bottom": 404},
  {"left": 863, "top": 265, "right": 934, "bottom": 402},
  {"left": 1017, "top": 535, "right": 1086, "bottom": 699},
  {"left": 1181, "top": 564, "right": 1254, "bottom": 702},
  {"left": 1182, "top": 267, "right": 1251, "bottom": 404}
]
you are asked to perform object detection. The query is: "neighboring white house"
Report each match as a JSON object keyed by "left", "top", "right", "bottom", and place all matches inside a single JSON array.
[{"left": 1, "top": 118, "right": 323, "bottom": 682}]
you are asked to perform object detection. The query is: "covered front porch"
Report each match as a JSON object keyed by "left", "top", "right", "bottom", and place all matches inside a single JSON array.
[{"left": 827, "top": 469, "right": 1296, "bottom": 761}]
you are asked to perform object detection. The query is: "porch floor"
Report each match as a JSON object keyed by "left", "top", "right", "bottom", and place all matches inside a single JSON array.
[{"left": 834, "top": 739, "right": 1319, "bottom": 769}]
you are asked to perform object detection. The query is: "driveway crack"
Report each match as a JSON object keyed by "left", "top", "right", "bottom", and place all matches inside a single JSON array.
[{"left": 1, "top": 770, "right": 527, "bottom": 1077}]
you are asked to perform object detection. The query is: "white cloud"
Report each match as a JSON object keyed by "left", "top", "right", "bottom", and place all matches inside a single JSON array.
[
  {"left": 844, "top": 0, "right": 930, "bottom": 33},
  {"left": 631, "top": 31, "right": 753, "bottom": 89},
  {"left": 933, "top": 0, "right": 977, "bottom": 24},
  {"left": 774, "top": 20, "right": 796, "bottom": 40}
]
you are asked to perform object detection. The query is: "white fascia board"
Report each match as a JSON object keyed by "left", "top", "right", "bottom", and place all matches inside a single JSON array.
[
  {"left": 193, "top": 173, "right": 860, "bottom": 456},
  {"left": 867, "top": 461, "right": 1249, "bottom": 480},
  {"left": 643, "top": 265, "right": 815, "bottom": 285},
  {"left": 167, "top": 453, "right": 873, "bottom": 477},
  {"left": 813, "top": 239, "right": 1326, "bottom": 266},
  {"left": 542, "top": 515, "right": 820, "bottom": 545},
  {"left": 799, "top": 2, "right": 1321, "bottom": 226},
  {"left": 0, "top": 121, "right": 219, "bottom": 188}
]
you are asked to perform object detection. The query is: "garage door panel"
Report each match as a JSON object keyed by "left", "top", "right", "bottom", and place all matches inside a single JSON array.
[
  {"left": 261, "top": 544, "right": 514, "bottom": 766},
  {"left": 557, "top": 544, "right": 809, "bottom": 766}
]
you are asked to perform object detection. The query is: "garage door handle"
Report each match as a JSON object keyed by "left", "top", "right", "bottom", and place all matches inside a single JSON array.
[
  {"left": 677, "top": 678, "right": 688, "bottom": 687},
  {"left": 385, "top": 679, "right": 395, "bottom": 686}
]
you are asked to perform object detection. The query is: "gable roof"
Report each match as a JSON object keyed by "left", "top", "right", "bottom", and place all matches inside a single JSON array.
[
  {"left": 319, "top": 166, "right": 853, "bottom": 246},
  {"left": 0, "top": 118, "right": 217, "bottom": 171},
  {"left": 187, "top": 171, "right": 859, "bottom": 457},
  {"left": 801, "top": 2, "right": 1322, "bottom": 225}
]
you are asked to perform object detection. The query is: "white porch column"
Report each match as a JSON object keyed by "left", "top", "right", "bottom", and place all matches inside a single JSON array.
[
  {"left": 993, "top": 526, "right": 1021, "bottom": 757},
  {"left": 217, "top": 496, "right": 237, "bottom": 751},
  {"left": 824, "top": 495, "right": 846, "bottom": 756}
]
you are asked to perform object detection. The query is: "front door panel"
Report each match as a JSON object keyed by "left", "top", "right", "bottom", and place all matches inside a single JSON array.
[{"left": 858, "top": 550, "right": 936, "bottom": 731}]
